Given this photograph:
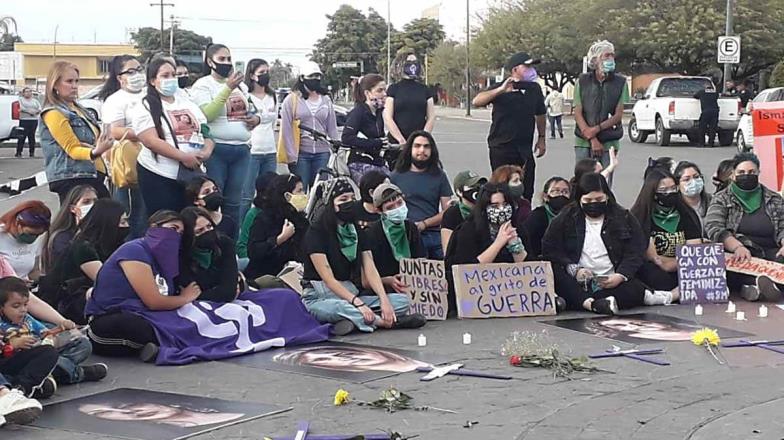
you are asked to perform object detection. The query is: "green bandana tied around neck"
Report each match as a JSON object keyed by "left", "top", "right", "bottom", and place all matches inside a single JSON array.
[
  {"left": 458, "top": 202, "right": 472, "bottom": 219},
  {"left": 193, "top": 248, "right": 213, "bottom": 269},
  {"left": 730, "top": 182, "right": 763, "bottom": 214},
  {"left": 652, "top": 206, "right": 681, "bottom": 233},
  {"left": 544, "top": 203, "right": 557, "bottom": 223},
  {"left": 381, "top": 217, "right": 411, "bottom": 261},
  {"left": 337, "top": 223, "right": 358, "bottom": 262}
]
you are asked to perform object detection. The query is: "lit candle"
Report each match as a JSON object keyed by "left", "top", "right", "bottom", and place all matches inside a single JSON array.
[
  {"left": 726, "top": 301, "right": 736, "bottom": 313},
  {"left": 463, "top": 333, "right": 472, "bottom": 345},
  {"left": 695, "top": 304, "right": 704, "bottom": 316},
  {"left": 418, "top": 334, "right": 427, "bottom": 347},
  {"left": 759, "top": 305, "right": 768, "bottom": 318},
  {"left": 736, "top": 311, "right": 746, "bottom": 321}
]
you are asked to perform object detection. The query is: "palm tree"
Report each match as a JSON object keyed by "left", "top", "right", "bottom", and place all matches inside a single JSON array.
[{"left": 0, "top": 16, "right": 17, "bottom": 39}]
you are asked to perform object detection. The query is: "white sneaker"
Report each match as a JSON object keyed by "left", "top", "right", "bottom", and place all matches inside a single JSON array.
[
  {"left": 0, "top": 388, "right": 42, "bottom": 425},
  {"left": 0, "top": 414, "right": 5, "bottom": 428},
  {"left": 644, "top": 290, "right": 673, "bottom": 306}
]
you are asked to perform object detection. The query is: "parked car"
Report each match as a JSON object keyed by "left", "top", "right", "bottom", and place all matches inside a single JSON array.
[
  {"left": 735, "top": 87, "right": 784, "bottom": 153},
  {"left": 78, "top": 85, "right": 104, "bottom": 122},
  {"left": 629, "top": 76, "right": 741, "bottom": 146},
  {"left": 0, "top": 94, "right": 21, "bottom": 142}
]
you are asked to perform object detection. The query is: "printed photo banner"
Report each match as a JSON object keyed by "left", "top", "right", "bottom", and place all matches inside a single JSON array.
[
  {"left": 399, "top": 258, "right": 448, "bottom": 320},
  {"left": 453, "top": 261, "right": 556, "bottom": 319},
  {"left": 676, "top": 243, "right": 728, "bottom": 304},
  {"left": 725, "top": 255, "right": 784, "bottom": 285}
]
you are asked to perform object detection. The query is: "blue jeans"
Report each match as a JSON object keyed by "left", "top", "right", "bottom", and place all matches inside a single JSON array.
[
  {"left": 240, "top": 153, "right": 278, "bottom": 223},
  {"left": 54, "top": 335, "right": 92, "bottom": 384},
  {"left": 574, "top": 146, "right": 613, "bottom": 188},
  {"left": 114, "top": 186, "right": 147, "bottom": 239},
  {"left": 302, "top": 280, "right": 410, "bottom": 332},
  {"left": 420, "top": 229, "right": 444, "bottom": 260},
  {"left": 206, "top": 143, "right": 251, "bottom": 239},
  {"left": 294, "top": 151, "right": 330, "bottom": 190}
]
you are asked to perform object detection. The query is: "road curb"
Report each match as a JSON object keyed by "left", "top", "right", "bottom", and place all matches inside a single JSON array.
[{"left": 438, "top": 115, "right": 493, "bottom": 123}]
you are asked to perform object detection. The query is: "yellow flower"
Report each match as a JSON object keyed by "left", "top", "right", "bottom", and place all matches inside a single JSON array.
[
  {"left": 334, "top": 388, "right": 350, "bottom": 406},
  {"left": 691, "top": 328, "right": 720, "bottom": 346}
]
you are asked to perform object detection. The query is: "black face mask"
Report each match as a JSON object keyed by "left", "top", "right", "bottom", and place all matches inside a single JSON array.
[
  {"left": 654, "top": 192, "right": 679, "bottom": 208},
  {"left": 211, "top": 62, "right": 232, "bottom": 78},
  {"left": 202, "top": 191, "right": 224, "bottom": 211},
  {"left": 195, "top": 229, "right": 218, "bottom": 250},
  {"left": 336, "top": 201, "right": 355, "bottom": 222},
  {"left": 547, "top": 196, "right": 569, "bottom": 212},
  {"left": 403, "top": 61, "right": 422, "bottom": 78},
  {"left": 412, "top": 158, "right": 430, "bottom": 170},
  {"left": 256, "top": 73, "right": 270, "bottom": 87},
  {"left": 304, "top": 78, "right": 322, "bottom": 93},
  {"left": 735, "top": 174, "right": 759, "bottom": 191},
  {"left": 581, "top": 201, "right": 608, "bottom": 218},
  {"left": 117, "top": 226, "right": 130, "bottom": 244},
  {"left": 177, "top": 76, "right": 190, "bottom": 89},
  {"left": 463, "top": 187, "right": 481, "bottom": 204}
]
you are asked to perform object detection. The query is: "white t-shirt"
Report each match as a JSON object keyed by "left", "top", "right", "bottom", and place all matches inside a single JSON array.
[
  {"left": 578, "top": 217, "right": 614, "bottom": 276},
  {"left": 131, "top": 94, "right": 208, "bottom": 180},
  {"left": 190, "top": 76, "right": 253, "bottom": 145},
  {"left": 102, "top": 89, "right": 145, "bottom": 126},
  {"left": 249, "top": 93, "right": 277, "bottom": 155},
  {"left": 0, "top": 227, "right": 42, "bottom": 279}
]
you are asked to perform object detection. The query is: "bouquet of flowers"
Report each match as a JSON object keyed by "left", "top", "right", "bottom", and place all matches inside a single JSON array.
[{"left": 502, "top": 331, "right": 598, "bottom": 378}]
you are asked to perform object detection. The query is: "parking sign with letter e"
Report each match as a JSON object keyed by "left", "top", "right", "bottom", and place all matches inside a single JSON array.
[{"left": 717, "top": 36, "right": 741, "bottom": 64}]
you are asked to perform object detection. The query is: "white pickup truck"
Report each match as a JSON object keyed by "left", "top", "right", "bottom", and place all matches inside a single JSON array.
[
  {"left": 0, "top": 94, "right": 21, "bottom": 142},
  {"left": 629, "top": 76, "right": 741, "bottom": 146}
]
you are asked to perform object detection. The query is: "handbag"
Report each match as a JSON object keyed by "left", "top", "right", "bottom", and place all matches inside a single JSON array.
[
  {"left": 276, "top": 94, "right": 300, "bottom": 164},
  {"left": 160, "top": 112, "right": 207, "bottom": 184},
  {"left": 110, "top": 130, "right": 142, "bottom": 188}
]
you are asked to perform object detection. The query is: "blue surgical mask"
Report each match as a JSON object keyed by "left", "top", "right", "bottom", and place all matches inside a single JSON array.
[
  {"left": 384, "top": 204, "right": 408, "bottom": 224},
  {"left": 159, "top": 78, "right": 179, "bottom": 97},
  {"left": 602, "top": 59, "right": 616, "bottom": 73},
  {"left": 522, "top": 67, "right": 538, "bottom": 82},
  {"left": 683, "top": 177, "right": 704, "bottom": 197}
]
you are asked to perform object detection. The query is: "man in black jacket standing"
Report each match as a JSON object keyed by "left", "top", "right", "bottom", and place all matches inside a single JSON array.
[{"left": 694, "top": 84, "right": 720, "bottom": 148}]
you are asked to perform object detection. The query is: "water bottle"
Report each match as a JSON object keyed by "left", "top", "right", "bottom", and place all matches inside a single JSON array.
[{"left": 188, "top": 132, "right": 204, "bottom": 150}]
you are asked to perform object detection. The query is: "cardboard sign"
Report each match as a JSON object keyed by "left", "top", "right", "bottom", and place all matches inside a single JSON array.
[
  {"left": 751, "top": 102, "right": 784, "bottom": 192},
  {"left": 725, "top": 255, "right": 784, "bottom": 285},
  {"left": 453, "top": 261, "right": 556, "bottom": 319},
  {"left": 676, "top": 243, "right": 728, "bottom": 304},
  {"left": 399, "top": 258, "right": 448, "bottom": 320}
]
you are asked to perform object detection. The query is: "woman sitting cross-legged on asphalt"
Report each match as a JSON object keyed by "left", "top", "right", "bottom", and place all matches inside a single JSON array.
[{"left": 522, "top": 176, "right": 571, "bottom": 259}]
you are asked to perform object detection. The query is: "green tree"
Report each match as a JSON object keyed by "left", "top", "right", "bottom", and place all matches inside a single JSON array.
[
  {"left": 429, "top": 40, "right": 480, "bottom": 106},
  {"left": 771, "top": 61, "right": 784, "bottom": 88},
  {"left": 131, "top": 26, "right": 212, "bottom": 64},
  {"left": 269, "top": 58, "right": 294, "bottom": 89}
]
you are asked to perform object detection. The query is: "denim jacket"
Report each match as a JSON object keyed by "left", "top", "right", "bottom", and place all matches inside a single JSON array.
[
  {"left": 40, "top": 103, "right": 100, "bottom": 182},
  {"left": 704, "top": 186, "right": 784, "bottom": 248}
]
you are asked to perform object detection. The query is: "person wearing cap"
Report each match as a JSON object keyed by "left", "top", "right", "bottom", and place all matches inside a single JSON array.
[
  {"left": 301, "top": 177, "right": 426, "bottom": 335},
  {"left": 384, "top": 53, "right": 437, "bottom": 151},
  {"left": 0, "top": 201, "right": 51, "bottom": 281},
  {"left": 573, "top": 40, "right": 629, "bottom": 188},
  {"left": 348, "top": 170, "right": 389, "bottom": 230},
  {"left": 441, "top": 170, "right": 487, "bottom": 252},
  {"left": 363, "top": 183, "right": 426, "bottom": 294},
  {"left": 278, "top": 61, "right": 339, "bottom": 191},
  {"left": 473, "top": 52, "right": 546, "bottom": 201}
]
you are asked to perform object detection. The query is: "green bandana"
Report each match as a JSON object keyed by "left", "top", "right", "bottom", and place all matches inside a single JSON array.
[
  {"left": 652, "top": 206, "right": 681, "bottom": 233},
  {"left": 193, "top": 248, "right": 213, "bottom": 269},
  {"left": 458, "top": 202, "right": 472, "bottom": 219},
  {"left": 730, "top": 182, "right": 762, "bottom": 214},
  {"left": 381, "top": 217, "right": 411, "bottom": 261},
  {"left": 544, "top": 204, "right": 557, "bottom": 223},
  {"left": 337, "top": 223, "right": 358, "bottom": 262}
]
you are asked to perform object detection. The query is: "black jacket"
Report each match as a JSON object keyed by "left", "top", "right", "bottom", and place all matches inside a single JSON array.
[
  {"left": 177, "top": 234, "right": 239, "bottom": 303},
  {"left": 341, "top": 103, "right": 385, "bottom": 166},
  {"left": 541, "top": 204, "right": 646, "bottom": 280},
  {"left": 245, "top": 206, "right": 309, "bottom": 280},
  {"left": 445, "top": 216, "right": 515, "bottom": 268},
  {"left": 522, "top": 206, "right": 549, "bottom": 259}
]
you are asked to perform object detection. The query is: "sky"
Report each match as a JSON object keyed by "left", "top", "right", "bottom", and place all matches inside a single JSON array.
[{"left": 3, "top": 0, "right": 490, "bottom": 68}]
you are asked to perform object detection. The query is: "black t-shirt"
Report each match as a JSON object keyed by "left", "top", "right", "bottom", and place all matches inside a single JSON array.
[
  {"left": 738, "top": 89, "right": 753, "bottom": 107},
  {"left": 303, "top": 220, "right": 370, "bottom": 282},
  {"left": 650, "top": 213, "right": 701, "bottom": 257},
  {"left": 738, "top": 208, "right": 778, "bottom": 250},
  {"left": 349, "top": 201, "right": 380, "bottom": 231},
  {"left": 441, "top": 204, "right": 466, "bottom": 231},
  {"left": 364, "top": 220, "right": 426, "bottom": 278},
  {"left": 486, "top": 81, "right": 546, "bottom": 148},
  {"left": 387, "top": 79, "right": 434, "bottom": 141}
]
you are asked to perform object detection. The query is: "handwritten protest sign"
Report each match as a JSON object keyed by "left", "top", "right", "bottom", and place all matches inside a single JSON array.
[
  {"left": 725, "top": 255, "right": 784, "bottom": 285},
  {"left": 399, "top": 258, "right": 448, "bottom": 320},
  {"left": 453, "top": 261, "right": 556, "bottom": 319},
  {"left": 676, "top": 243, "right": 728, "bottom": 304}
]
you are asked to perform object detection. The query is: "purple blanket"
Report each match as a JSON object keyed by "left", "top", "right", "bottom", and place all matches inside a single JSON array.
[{"left": 133, "top": 289, "right": 330, "bottom": 365}]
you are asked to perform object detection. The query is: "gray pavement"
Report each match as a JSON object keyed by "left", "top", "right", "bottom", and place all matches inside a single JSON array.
[{"left": 3, "top": 113, "right": 777, "bottom": 440}]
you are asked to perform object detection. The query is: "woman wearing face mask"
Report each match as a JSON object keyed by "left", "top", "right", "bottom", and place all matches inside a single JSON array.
[
  {"left": 237, "top": 172, "right": 277, "bottom": 271},
  {"left": 523, "top": 177, "right": 571, "bottom": 259},
  {"left": 86, "top": 211, "right": 201, "bottom": 362},
  {"left": 489, "top": 165, "right": 532, "bottom": 226},
  {"left": 543, "top": 173, "right": 648, "bottom": 314},
  {"left": 705, "top": 152, "right": 784, "bottom": 302},
  {"left": 279, "top": 61, "right": 338, "bottom": 191},
  {"left": 183, "top": 176, "right": 235, "bottom": 239},
  {"left": 40, "top": 185, "right": 98, "bottom": 274},
  {"left": 175, "top": 59, "right": 191, "bottom": 95},
  {"left": 245, "top": 174, "right": 309, "bottom": 281},
  {"left": 191, "top": 44, "right": 259, "bottom": 239},
  {"left": 240, "top": 59, "right": 278, "bottom": 223},
  {"left": 40, "top": 61, "right": 114, "bottom": 202},
  {"left": 41, "top": 199, "right": 129, "bottom": 323},
  {"left": 440, "top": 170, "right": 487, "bottom": 253},
  {"left": 0, "top": 201, "right": 51, "bottom": 281},
  {"left": 630, "top": 169, "right": 702, "bottom": 303},
  {"left": 383, "top": 53, "right": 436, "bottom": 152},
  {"left": 132, "top": 58, "right": 213, "bottom": 216},
  {"left": 178, "top": 207, "right": 241, "bottom": 303},
  {"left": 301, "top": 178, "right": 424, "bottom": 336},
  {"left": 99, "top": 55, "right": 148, "bottom": 240},
  {"left": 675, "top": 161, "right": 711, "bottom": 235},
  {"left": 342, "top": 74, "right": 389, "bottom": 183}
]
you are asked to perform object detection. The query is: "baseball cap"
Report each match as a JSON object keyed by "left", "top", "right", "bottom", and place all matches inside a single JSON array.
[
  {"left": 372, "top": 183, "right": 403, "bottom": 209},
  {"left": 505, "top": 52, "right": 541, "bottom": 71},
  {"left": 300, "top": 61, "right": 322, "bottom": 77},
  {"left": 453, "top": 170, "right": 488, "bottom": 193}
]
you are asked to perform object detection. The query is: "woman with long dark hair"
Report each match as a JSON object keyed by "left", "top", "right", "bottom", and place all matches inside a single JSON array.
[
  {"left": 237, "top": 171, "right": 277, "bottom": 271},
  {"left": 183, "top": 175, "right": 235, "bottom": 238},
  {"left": 489, "top": 165, "right": 532, "bottom": 225},
  {"left": 341, "top": 74, "right": 388, "bottom": 183},
  {"left": 40, "top": 185, "right": 97, "bottom": 274},
  {"left": 675, "top": 161, "right": 711, "bottom": 233},
  {"left": 630, "top": 168, "right": 701, "bottom": 301},
  {"left": 132, "top": 57, "right": 213, "bottom": 215},
  {"left": 523, "top": 176, "right": 571, "bottom": 259}
]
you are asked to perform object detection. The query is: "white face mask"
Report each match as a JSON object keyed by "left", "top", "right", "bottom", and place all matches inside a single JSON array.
[
  {"left": 77, "top": 203, "right": 94, "bottom": 220},
  {"left": 126, "top": 73, "right": 146, "bottom": 93}
]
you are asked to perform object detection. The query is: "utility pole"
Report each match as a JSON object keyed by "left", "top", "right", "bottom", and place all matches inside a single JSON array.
[
  {"left": 150, "top": 0, "right": 175, "bottom": 52},
  {"left": 465, "top": 0, "right": 471, "bottom": 116},
  {"left": 168, "top": 14, "right": 177, "bottom": 55},
  {"left": 722, "top": 0, "right": 734, "bottom": 93},
  {"left": 386, "top": 0, "right": 391, "bottom": 84}
]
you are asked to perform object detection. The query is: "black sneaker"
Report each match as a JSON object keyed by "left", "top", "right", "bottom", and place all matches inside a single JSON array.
[
  {"left": 81, "top": 363, "right": 108, "bottom": 382},
  {"left": 740, "top": 284, "right": 760, "bottom": 302},
  {"left": 555, "top": 296, "right": 567, "bottom": 313},
  {"left": 30, "top": 376, "right": 56, "bottom": 399},
  {"left": 139, "top": 343, "right": 160, "bottom": 363},
  {"left": 331, "top": 319, "right": 355, "bottom": 336},
  {"left": 13, "top": 153, "right": 21, "bottom": 158},
  {"left": 591, "top": 296, "right": 618, "bottom": 315},
  {"left": 393, "top": 314, "right": 426, "bottom": 329},
  {"left": 757, "top": 276, "right": 782, "bottom": 302}
]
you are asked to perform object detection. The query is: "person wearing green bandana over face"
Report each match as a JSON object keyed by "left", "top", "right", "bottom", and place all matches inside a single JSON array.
[
  {"left": 441, "top": 170, "right": 488, "bottom": 253},
  {"left": 364, "top": 183, "right": 426, "bottom": 294},
  {"left": 523, "top": 177, "right": 571, "bottom": 259},
  {"left": 631, "top": 169, "right": 702, "bottom": 304},
  {"left": 705, "top": 153, "right": 784, "bottom": 302},
  {"left": 301, "top": 177, "right": 426, "bottom": 336}
]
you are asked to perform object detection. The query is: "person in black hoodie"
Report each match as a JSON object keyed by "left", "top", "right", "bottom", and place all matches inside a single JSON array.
[
  {"left": 183, "top": 176, "right": 236, "bottom": 240},
  {"left": 342, "top": 74, "right": 389, "bottom": 183},
  {"left": 523, "top": 176, "right": 571, "bottom": 259},
  {"left": 542, "top": 173, "right": 647, "bottom": 314},
  {"left": 245, "top": 174, "right": 309, "bottom": 280}
]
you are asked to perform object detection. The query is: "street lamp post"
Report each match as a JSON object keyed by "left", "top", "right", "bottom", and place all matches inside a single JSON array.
[
  {"left": 465, "top": 0, "right": 471, "bottom": 116},
  {"left": 386, "top": 0, "right": 391, "bottom": 84},
  {"left": 150, "top": 0, "right": 175, "bottom": 52},
  {"left": 722, "top": 0, "right": 734, "bottom": 93}
]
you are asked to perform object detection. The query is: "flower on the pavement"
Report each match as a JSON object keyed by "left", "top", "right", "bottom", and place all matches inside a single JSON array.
[
  {"left": 691, "top": 328, "right": 720, "bottom": 346},
  {"left": 334, "top": 388, "right": 350, "bottom": 406}
]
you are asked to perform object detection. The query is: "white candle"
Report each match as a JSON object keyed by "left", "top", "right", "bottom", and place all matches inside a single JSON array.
[
  {"left": 759, "top": 305, "right": 768, "bottom": 318},
  {"left": 463, "top": 333, "right": 472, "bottom": 345},
  {"left": 726, "top": 301, "right": 736, "bottom": 313},
  {"left": 695, "top": 304, "right": 704, "bottom": 316},
  {"left": 736, "top": 311, "right": 746, "bottom": 321},
  {"left": 418, "top": 334, "right": 427, "bottom": 347}
]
